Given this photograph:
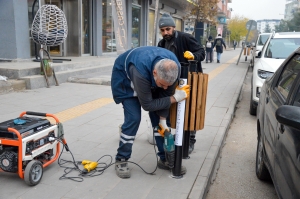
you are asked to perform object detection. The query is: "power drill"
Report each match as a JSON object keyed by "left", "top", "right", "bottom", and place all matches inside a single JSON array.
[
  {"left": 163, "top": 131, "right": 175, "bottom": 168},
  {"left": 81, "top": 160, "right": 98, "bottom": 173}
]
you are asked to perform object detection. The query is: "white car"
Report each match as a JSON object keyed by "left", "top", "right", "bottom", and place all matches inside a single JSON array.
[
  {"left": 250, "top": 32, "right": 300, "bottom": 115},
  {"left": 106, "top": 39, "right": 116, "bottom": 51},
  {"left": 250, "top": 33, "right": 271, "bottom": 67}
]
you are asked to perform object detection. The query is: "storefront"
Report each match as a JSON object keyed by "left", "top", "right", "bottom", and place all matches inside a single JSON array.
[{"left": 0, "top": 0, "right": 188, "bottom": 60}]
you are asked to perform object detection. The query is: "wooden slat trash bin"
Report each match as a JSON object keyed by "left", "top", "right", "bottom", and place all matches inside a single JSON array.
[{"left": 170, "top": 72, "right": 208, "bottom": 131}]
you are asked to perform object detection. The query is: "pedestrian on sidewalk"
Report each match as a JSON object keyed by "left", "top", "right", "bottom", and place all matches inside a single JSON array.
[
  {"left": 205, "top": 36, "right": 214, "bottom": 63},
  {"left": 157, "top": 13, "right": 205, "bottom": 154},
  {"left": 233, "top": 40, "right": 237, "bottom": 50},
  {"left": 213, "top": 34, "right": 226, "bottom": 63},
  {"left": 111, "top": 46, "right": 190, "bottom": 179}
]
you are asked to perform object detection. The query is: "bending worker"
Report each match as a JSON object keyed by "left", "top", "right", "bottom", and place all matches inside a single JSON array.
[
  {"left": 111, "top": 46, "right": 190, "bottom": 179},
  {"left": 157, "top": 13, "right": 206, "bottom": 154}
]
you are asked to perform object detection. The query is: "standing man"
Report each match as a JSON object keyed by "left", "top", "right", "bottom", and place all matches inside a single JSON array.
[
  {"left": 214, "top": 34, "right": 226, "bottom": 63},
  {"left": 111, "top": 46, "right": 190, "bottom": 179},
  {"left": 157, "top": 13, "right": 205, "bottom": 154}
]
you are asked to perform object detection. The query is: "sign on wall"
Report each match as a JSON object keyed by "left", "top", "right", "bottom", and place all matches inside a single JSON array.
[
  {"left": 111, "top": 0, "right": 127, "bottom": 54},
  {"left": 217, "top": 17, "right": 226, "bottom": 24}
]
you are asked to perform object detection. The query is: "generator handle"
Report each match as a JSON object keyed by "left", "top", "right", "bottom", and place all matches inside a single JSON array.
[
  {"left": 23, "top": 111, "right": 47, "bottom": 117},
  {"left": 20, "top": 111, "right": 60, "bottom": 123}
]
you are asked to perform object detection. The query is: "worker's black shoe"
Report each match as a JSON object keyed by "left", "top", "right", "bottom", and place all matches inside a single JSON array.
[
  {"left": 115, "top": 159, "right": 130, "bottom": 179},
  {"left": 217, "top": 60, "right": 220, "bottom": 63},
  {"left": 157, "top": 159, "right": 186, "bottom": 175}
]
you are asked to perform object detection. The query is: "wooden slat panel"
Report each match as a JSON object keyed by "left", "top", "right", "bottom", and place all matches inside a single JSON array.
[
  {"left": 169, "top": 103, "right": 177, "bottom": 129},
  {"left": 184, "top": 72, "right": 192, "bottom": 131},
  {"left": 195, "top": 73, "right": 203, "bottom": 130},
  {"left": 189, "top": 73, "right": 198, "bottom": 131},
  {"left": 199, "top": 74, "right": 209, "bottom": 130}
]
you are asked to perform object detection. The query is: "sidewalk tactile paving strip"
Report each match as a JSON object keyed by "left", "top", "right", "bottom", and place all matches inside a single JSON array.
[{"left": 48, "top": 98, "right": 114, "bottom": 123}]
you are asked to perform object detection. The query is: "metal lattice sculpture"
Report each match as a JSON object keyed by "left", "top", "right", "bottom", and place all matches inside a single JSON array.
[{"left": 31, "top": 5, "right": 68, "bottom": 46}]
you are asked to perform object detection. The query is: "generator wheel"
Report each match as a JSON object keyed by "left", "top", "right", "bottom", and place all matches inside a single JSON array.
[{"left": 24, "top": 160, "right": 43, "bottom": 186}]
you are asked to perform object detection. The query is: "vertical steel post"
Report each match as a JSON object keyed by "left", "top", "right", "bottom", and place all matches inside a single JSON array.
[{"left": 172, "top": 63, "right": 189, "bottom": 178}]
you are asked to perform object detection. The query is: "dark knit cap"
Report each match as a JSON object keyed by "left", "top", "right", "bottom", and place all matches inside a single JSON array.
[{"left": 159, "top": 13, "right": 175, "bottom": 28}]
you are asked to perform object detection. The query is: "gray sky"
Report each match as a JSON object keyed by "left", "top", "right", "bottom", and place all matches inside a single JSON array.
[{"left": 230, "top": 0, "right": 286, "bottom": 20}]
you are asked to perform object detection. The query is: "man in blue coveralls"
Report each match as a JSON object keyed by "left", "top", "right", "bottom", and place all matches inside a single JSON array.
[{"left": 111, "top": 46, "right": 190, "bottom": 178}]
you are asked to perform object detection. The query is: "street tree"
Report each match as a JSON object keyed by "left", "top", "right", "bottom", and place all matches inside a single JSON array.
[
  {"left": 264, "top": 24, "right": 272, "bottom": 33},
  {"left": 227, "top": 15, "right": 248, "bottom": 43},
  {"left": 275, "top": 19, "right": 289, "bottom": 32},
  {"left": 184, "top": 0, "right": 219, "bottom": 37},
  {"left": 288, "top": 11, "right": 300, "bottom": 32}
]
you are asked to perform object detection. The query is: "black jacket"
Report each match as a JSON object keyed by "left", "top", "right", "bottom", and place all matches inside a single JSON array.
[{"left": 158, "top": 31, "right": 205, "bottom": 73}]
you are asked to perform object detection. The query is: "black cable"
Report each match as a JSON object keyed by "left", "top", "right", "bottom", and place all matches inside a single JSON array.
[{"left": 51, "top": 132, "right": 160, "bottom": 182}]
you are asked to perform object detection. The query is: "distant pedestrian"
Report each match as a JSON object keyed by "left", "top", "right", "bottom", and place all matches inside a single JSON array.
[
  {"left": 213, "top": 34, "right": 226, "bottom": 63},
  {"left": 205, "top": 36, "right": 214, "bottom": 63},
  {"left": 233, "top": 40, "right": 237, "bottom": 50}
]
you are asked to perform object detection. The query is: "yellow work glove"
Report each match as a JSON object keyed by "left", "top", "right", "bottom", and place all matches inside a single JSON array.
[
  {"left": 158, "top": 119, "right": 170, "bottom": 137},
  {"left": 184, "top": 51, "right": 194, "bottom": 60},
  {"left": 173, "top": 85, "right": 190, "bottom": 102}
]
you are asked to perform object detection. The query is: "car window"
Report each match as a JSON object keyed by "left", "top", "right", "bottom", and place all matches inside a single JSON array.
[
  {"left": 276, "top": 54, "right": 300, "bottom": 99},
  {"left": 258, "top": 35, "right": 270, "bottom": 45},
  {"left": 264, "top": 38, "right": 300, "bottom": 59}
]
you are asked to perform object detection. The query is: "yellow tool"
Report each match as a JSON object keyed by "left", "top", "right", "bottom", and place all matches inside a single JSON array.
[{"left": 81, "top": 160, "right": 98, "bottom": 173}]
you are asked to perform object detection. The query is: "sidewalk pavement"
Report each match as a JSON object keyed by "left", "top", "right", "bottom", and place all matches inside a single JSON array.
[{"left": 0, "top": 49, "right": 249, "bottom": 199}]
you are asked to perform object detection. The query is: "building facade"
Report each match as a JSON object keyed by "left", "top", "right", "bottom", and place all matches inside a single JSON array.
[
  {"left": 257, "top": 19, "right": 281, "bottom": 33},
  {"left": 284, "top": 0, "right": 300, "bottom": 21},
  {"left": 189, "top": 0, "right": 232, "bottom": 44},
  {"left": 0, "top": 0, "right": 188, "bottom": 60}
]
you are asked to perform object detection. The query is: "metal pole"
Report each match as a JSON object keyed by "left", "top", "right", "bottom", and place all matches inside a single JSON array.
[
  {"left": 236, "top": 20, "right": 253, "bottom": 65},
  {"left": 152, "top": 0, "right": 160, "bottom": 46},
  {"left": 172, "top": 63, "right": 189, "bottom": 178}
]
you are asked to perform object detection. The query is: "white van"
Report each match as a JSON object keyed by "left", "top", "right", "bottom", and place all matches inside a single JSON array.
[{"left": 250, "top": 33, "right": 271, "bottom": 67}]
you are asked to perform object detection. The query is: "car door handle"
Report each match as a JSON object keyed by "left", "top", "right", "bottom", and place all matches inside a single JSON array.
[{"left": 279, "top": 124, "right": 285, "bottom": 134}]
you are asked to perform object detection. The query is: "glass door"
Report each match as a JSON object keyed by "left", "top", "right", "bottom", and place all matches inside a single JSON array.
[
  {"left": 132, "top": 5, "right": 141, "bottom": 48},
  {"left": 82, "top": 0, "right": 91, "bottom": 55},
  {"left": 102, "top": 0, "right": 115, "bottom": 52}
]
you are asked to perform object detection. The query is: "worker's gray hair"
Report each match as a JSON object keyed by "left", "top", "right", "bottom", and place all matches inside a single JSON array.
[{"left": 154, "top": 59, "right": 178, "bottom": 84}]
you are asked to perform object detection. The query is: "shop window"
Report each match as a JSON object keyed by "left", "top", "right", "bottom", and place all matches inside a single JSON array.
[
  {"left": 132, "top": 5, "right": 141, "bottom": 48},
  {"left": 102, "top": 0, "right": 115, "bottom": 52}
]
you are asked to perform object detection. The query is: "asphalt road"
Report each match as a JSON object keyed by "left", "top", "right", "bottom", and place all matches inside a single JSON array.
[{"left": 205, "top": 67, "right": 278, "bottom": 199}]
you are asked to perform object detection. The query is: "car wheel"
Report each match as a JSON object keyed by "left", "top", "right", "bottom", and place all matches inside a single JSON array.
[
  {"left": 249, "top": 87, "right": 257, "bottom": 115},
  {"left": 256, "top": 133, "right": 271, "bottom": 180}
]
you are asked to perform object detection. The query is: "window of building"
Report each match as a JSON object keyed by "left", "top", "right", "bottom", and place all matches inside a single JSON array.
[
  {"left": 132, "top": 4, "right": 141, "bottom": 48},
  {"left": 102, "top": 1, "right": 115, "bottom": 52}
]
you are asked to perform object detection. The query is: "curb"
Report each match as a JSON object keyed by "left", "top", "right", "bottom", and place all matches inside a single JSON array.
[{"left": 192, "top": 65, "right": 249, "bottom": 199}]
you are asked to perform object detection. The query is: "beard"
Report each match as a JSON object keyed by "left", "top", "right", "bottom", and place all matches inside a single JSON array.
[{"left": 163, "top": 30, "right": 174, "bottom": 41}]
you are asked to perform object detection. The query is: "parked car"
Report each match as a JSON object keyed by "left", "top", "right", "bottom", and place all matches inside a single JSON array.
[
  {"left": 250, "top": 33, "right": 271, "bottom": 67},
  {"left": 256, "top": 46, "right": 300, "bottom": 198},
  {"left": 106, "top": 39, "right": 116, "bottom": 51},
  {"left": 250, "top": 32, "right": 300, "bottom": 115}
]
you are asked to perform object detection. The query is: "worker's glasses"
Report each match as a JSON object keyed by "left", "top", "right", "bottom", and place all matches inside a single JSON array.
[{"left": 160, "top": 27, "right": 172, "bottom": 32}]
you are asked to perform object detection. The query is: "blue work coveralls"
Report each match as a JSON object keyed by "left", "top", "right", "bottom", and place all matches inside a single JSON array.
[{"left": 111, "top": 46, "right": 180, "bottom": 161}]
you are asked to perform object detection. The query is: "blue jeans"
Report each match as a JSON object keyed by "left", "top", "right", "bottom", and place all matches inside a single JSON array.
[
  {"left": 116, "top": 97, "right": 141, "bottom": 160},
  {"left": 217, "top": 52, "right": 222, "bottom": 61}
]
